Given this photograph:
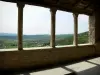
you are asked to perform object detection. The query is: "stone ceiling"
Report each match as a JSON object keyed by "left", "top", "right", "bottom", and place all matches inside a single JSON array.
[{"left": 1, "top": 0, "right": 100, "bottom": 15}]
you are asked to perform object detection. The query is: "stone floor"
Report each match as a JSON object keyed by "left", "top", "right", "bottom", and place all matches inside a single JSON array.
[{"left": 20, "top": 57, "right": 100, "bottom": 75}]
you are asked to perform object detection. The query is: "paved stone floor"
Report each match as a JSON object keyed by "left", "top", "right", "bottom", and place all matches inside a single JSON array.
[{"left": 20, "top": 57, "right": 100, "bottom": 75}]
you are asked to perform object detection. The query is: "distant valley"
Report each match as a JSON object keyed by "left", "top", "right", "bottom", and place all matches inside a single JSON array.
[{"left": 0, "top": 31, "right": 88, "bottom": 49}]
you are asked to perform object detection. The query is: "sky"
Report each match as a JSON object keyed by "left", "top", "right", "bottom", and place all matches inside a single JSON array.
[{"left": 0, "top": 1, "right": 89, "bottom": 35}]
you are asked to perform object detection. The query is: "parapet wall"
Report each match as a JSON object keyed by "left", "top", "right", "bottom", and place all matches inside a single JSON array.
[{"left": 0, "top": 45, "right": 95, "bottom": 69}]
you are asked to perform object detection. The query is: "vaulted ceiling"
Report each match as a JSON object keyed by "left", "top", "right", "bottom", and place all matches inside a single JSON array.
[{"left": 1, "top": 0, "right": 100, "bottom": 15}]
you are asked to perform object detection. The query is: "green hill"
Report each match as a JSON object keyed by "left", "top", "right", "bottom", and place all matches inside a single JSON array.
[
  {"left": 55, "top": 31, "right": 88, "bottom": 46},
  {"left": 78, "top": 31, "right": 89, "bottom": 44},
  {"left": 0, "top": 31, "right": 89, "bottom": 49}
]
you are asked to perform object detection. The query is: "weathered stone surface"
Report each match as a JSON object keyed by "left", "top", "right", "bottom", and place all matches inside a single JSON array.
[{"left": 89, "top": 14, "right": 95, "bottom": 44}]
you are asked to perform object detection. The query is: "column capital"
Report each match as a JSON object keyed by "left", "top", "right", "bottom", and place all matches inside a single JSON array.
[
  {"left": 50, "top": 7, "right": 57, "bottom": 14},
  {"left": 17, "top": 2, "right": 25, "bottom": 8},
  {"left": 73, "top": 13, "right": 79, "bottom": 18}
]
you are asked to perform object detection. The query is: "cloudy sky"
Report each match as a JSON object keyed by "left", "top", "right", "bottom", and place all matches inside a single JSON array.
[{"left": 0, "top": 1, "right": 89, "bottom": 35}]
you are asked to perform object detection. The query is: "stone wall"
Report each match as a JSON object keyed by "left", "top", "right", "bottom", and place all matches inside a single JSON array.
[
  {"left": 90, "top": 10, "right": 100, "bottom": 55},
  {"left": 0, "top": 45, "right": 95, "bottom": 69}
]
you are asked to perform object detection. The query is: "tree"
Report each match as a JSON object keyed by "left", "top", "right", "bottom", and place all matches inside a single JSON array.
[{"left": 0, "top": 40, "right": 5, "bottom": 49}]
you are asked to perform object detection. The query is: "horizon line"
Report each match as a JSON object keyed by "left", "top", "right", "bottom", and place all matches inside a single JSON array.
[{"left": 0, "top": 31, "right": 88, "bottom": 35}]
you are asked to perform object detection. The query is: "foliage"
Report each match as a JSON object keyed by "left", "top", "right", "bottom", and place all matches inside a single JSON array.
[{"left": 0, "top": 31, "right": 88, "bottom": 49}]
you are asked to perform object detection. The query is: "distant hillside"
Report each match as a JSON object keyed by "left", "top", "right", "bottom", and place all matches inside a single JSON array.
[
  {"left": 78, "top": 31, "right": 89, "bottom": 44},
  {"left": 0, "top": 33, "right": 16, "bottom": 36},
  {"left": 0, "top": 32, "right": 88, "bottom": 42},
  {"left": 55, "top": 31, "right": 88, "bottom": 45},
  {"left": 0, "top": 33, "right": 73, "bottom": 41},
  {"left": 0, "top": 31, "right": 88, "bottom": 48}
]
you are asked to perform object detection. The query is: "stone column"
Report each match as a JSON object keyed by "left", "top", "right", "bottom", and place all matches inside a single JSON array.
[
  {"left": 17, "top": 3, "right": 25, "bottom": 50},
  {"left": 89, "top": 14, "right": 95, "bottom": 44},
  {"left": 89, "top": 10, "right": 100, "bottom": 55},
  {"left": 89, "top": 10, "right": 100, "bottom": 45},
  {"left": 73, "top": 13, "right": 78, "bottom": 46},
  {"left": 50, "top": 8, "right": 57, "bottom": 48}
]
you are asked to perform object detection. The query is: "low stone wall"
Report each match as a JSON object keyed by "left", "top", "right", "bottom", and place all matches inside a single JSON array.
[{"left": 0, "top": 45, "right": 95, "bottom": 69}]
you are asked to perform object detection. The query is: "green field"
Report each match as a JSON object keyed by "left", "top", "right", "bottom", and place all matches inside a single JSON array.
[{"left": 0, "top": 31, "right": 88, "bottom": 49}]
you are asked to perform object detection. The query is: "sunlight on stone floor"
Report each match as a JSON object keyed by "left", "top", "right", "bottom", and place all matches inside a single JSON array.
[
  {"left": 65, "top": 61, "right": 97, "bottom": 72},
  {"left": 30, "top": 68, "right": 71, "bottom": 75},
  {"left": 21, "top": 57, "right": 100, "bottom": 75},
  {"left": 88, "top": 57, "right": 100, "bottom": 65}
]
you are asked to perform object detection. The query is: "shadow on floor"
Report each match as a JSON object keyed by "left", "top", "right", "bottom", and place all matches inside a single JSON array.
[
  {"left": 63, "top": 66, "right": 100, "bottom": 75},
  {"left": 63, "top": 60, "right": 100, "bottom": 75},
  {"left": 62, "top": 66, "right": 77, "bottom": 75},
  {"left": 7, "top": 57, "right": 100, "bottom": 75},
  {"left": 77, "top": 66, "right": 100, "bottom": 75}
]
